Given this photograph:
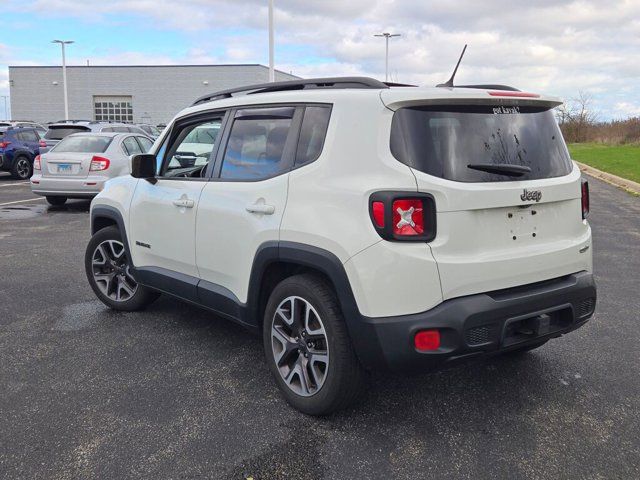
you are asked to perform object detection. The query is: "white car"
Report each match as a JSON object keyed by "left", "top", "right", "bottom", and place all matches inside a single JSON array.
[
  {"left": 31, "top": 132, "right": 154, "bottom": 205},
  {"left": 84, "top": 77, "right": 596, "bottom": 415}
]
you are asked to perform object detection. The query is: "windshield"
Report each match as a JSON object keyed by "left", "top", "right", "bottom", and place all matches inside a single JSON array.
[
  {"left": 390, "top": 105, "right": 572, "bottom": 182},
  {"left": 45, "top": 126, "right": 90, "bottom": 140},
  {"left": 52, "top": 135, "right": 112, "bottom": 153},
  {"left": 183, "top": 125, "right": 220, "bottom": 145}
]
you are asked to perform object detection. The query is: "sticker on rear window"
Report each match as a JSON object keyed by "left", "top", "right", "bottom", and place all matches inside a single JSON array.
[{"left": 493, "top": 106, "right": 520, "bottom": 114}]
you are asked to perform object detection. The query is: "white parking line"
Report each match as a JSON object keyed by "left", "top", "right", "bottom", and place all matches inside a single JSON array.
[
  {"left": 0, "top": 182, "right": 30, "bottom": 187},
  {"left": 0, "top": 197, "right": 44, "bottom": 206}
]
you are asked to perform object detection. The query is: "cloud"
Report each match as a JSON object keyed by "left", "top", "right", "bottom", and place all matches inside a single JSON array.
[{"left": 2, "top": 0, "right": 639, "bottom": 118}]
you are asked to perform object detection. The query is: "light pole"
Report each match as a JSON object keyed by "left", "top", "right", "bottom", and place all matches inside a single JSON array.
[
  {"left": 374, "top": 32, "right": 401, "bottom": 82},
  {"left": 1, "top": 95, "right": 8, "bottom": 119},
  {"left": 268, "top": 0, "right": 275, "bottom": 82},
  {"left": 52, "top": 40, "right": 74, "bottom": 120}
]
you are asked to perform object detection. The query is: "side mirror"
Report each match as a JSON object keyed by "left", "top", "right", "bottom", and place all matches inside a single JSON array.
[{"left": 131, "top": 154, "right": 157, "bottom": 181}]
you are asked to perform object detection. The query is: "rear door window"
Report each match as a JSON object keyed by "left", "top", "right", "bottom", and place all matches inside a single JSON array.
[
  {"left": 135, "top": 136, "right": 154, "bottom": 152},
  {"left": 390, "top": 105, "right": 573, "bottom": 182},
  {"left": 122, "top": 136, "right": 143, "bottom": 155},
  {"left": 17, "top": 130, "right": 39, "bottom": 142},
  {"left": 219, "top": 107, "right": 295, "bottom": 181}
]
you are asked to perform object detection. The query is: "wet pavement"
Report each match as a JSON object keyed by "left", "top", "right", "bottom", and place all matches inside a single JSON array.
[{"left": 0, "top": 174, "right": 639, "bottom": 479}]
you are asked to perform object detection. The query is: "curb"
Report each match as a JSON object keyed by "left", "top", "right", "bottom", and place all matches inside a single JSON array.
[{"left": 575, "top": 161, "right": 640, "bottom": 196}]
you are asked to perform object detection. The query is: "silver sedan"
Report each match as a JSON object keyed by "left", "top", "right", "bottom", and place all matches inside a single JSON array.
[{"left": 30, "top": 132, "right": 155, "bottom": 206}]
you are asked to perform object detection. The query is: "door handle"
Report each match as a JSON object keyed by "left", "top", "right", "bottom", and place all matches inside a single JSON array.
[
  {"left": 246, "top": 203, "right": 275, "bottom": 215},
  {"left": 172, "top": 198, "right": 195, "bottom": 208}
]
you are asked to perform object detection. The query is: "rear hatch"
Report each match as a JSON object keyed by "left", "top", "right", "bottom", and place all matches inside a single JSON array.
[
  {"left": 43, "top": 125, "right": 91, "bottom": 149},
  {"left": 42, "top": 135, "right": 113, "bottom": 179},
  {"left": 383, "top": 89, "right": 591, "bottom": 300}
]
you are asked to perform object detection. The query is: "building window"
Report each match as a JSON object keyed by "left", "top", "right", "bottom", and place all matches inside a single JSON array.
[{"left": 93, "top": 96, "right": 133, "bottom": 123}]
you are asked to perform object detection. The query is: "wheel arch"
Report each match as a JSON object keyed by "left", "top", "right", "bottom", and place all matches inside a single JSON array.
[
  {"left": 247, "top": 241, "right": 374, "bottom": 365},
  {"left": 90, "top": 206, "right": 132, "bottom": 259}
]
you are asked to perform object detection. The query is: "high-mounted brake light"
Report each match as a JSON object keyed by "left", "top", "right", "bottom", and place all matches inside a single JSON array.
[
  {"left": 369, "top": 192, "right": 436, "bottom": 242},
  {"left": 90, "top": 156, "right": 110, "bottom": 171},
  {"left": 581, "top": 179, "right": 590, "bottom": 219},
  {"left": 33, "top": 155, "right": 41, "bottom": 170},
  {"left": 488, "top": 90, "right": 540, "bottom": 98}
]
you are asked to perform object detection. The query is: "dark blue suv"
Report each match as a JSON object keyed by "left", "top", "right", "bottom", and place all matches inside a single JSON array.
[{"left": 0, "top": 127, "right": 42, "bottom": 179}]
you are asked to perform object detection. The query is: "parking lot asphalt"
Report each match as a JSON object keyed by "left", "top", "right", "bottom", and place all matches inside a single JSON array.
[{"left": 0, "top": 174, "right": 638, "bottom": 480}]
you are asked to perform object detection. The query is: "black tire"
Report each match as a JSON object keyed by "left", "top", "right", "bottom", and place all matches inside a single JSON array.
[
  {"left": 11, "top": 156, "right": 33, "bottom": 180},
  {"left": 503, "top": 339, "right": 549, "bottom": 356},
  {"left": 85, "top": 225, "right": 159, "bottom": 311},
  {"left": 263, "top": 274, "right": 367, "bottom": 415},
  {"left": 46, "top": 196, "right": 67, "bottom": 206}
]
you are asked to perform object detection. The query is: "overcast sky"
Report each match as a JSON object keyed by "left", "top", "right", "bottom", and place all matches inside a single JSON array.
[{"left": 1, "top": 0, "right": 638, "bottom": 119}]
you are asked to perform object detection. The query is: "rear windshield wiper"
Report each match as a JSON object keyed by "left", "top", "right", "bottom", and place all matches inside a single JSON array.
[{"left": 467, "top": 163, "right": 532, "bottom": 177}]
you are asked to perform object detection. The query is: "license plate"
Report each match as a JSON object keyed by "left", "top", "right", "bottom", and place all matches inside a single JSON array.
[{"left": 57, "top": 163, "right": 72, "bottom": 173}]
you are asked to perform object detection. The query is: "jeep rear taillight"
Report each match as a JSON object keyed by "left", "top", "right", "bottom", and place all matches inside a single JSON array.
[
  {"left": 392, "top": 199, "right": 424, "bottom": 236},
  {"left": 39, "top": 140, "right": 47, "bottom": 148},
  {"left": 90, "top": 156, "right": 110, "bottom": 171},
  {"left": 0, "top": 141, "right": 10, "bottom": 149},
  {"left": 581, "top": 179, "right": 590, "bottom": 219},
  {"left": 369, "top": 192, "right": 436, "bottom": 242}
]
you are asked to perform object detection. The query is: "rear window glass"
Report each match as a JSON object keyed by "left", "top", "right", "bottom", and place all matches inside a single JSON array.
[
  {"left": 390, "top": 105, "right": 572, "bottom": 182},
  {"left": 52, "top": 135, "right": 112, "bottom": 153},
  {"left": 44, "top": 126, "right": 90, "bottom": 140},
  {"left": 295, "top": 106, "right": 331, "bottom": 166}
]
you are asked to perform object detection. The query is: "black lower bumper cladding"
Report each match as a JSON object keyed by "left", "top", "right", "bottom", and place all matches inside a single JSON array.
[{"left": 353, "top": 271, "right": 596, "bottom": 371}]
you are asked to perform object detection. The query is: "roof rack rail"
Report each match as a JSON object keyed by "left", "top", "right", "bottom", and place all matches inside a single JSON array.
[
  {"left": 54, "top": 119, "right": 92, "bottom": 123},
  {"left": 456, "top": 84, "right": 520, "bottom": 92},
  {"left": 192, "top": 76, "right": 390, "bottom": 106}
]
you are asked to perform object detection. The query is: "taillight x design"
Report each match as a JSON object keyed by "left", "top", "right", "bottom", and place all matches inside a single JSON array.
[{"left": 369, "top": 192, "right": 436, "bottom": 241}]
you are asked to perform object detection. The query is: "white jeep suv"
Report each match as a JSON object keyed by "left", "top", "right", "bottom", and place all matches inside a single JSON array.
[{"left": 85, "top": 77, "right": 596, "bottom": 415}]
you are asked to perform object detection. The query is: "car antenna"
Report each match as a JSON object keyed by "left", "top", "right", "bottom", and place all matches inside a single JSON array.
[{"left": 436, "top": 44, "right": 467, "bottom": 88}]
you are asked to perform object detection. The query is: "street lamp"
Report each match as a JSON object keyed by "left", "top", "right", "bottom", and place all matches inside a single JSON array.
[
  {"left": 374, "top": 32, "right": 401, "bottom": 82},
  {"left": 51, "top": 40, "right": 74, "bottom": 120},
  {"left": 1, "top": 95, "right": 8, "bottom": 119},
  {"left": 268, "top": 0, "right": 275, "bottom": 82}
]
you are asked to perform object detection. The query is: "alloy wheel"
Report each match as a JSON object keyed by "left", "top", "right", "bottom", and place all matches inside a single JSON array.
[
  {"left": 271, "top": 296, "right": 329, "bottom": 397},
  {"left": 91, "top": 240, "right": 138, "bottom": 302},
  {"left": 16, "top": 159, "right": 31, "bottom": 179}
]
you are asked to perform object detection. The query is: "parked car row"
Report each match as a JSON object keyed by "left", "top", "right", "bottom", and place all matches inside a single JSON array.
[
  {"left": 0, "top": 120, "right": 47, "bottom": 134},
  {"left": 0, "top": 120, "right": 157, "bottom": 180},
  {"left": 0, "top": 126, "right": 42, "bottom": 179},
  {"left": 31, "top": 132, "right": 154, "bottom": 205}
]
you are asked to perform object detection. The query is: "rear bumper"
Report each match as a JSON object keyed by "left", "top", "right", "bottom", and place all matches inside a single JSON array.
[
  {"left": 30, "top": 174, "right": 106, "bottom": 198},
  {"left": 0, "top": 153, "right": 12, "bottom": 170},
  {"left": 353, "top": 271, "right": 596, "bottom": 371}
]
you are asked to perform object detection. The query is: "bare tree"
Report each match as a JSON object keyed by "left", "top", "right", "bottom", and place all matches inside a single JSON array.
[{"left": 557, "top": 90, "right": 598, "bottom": 143}]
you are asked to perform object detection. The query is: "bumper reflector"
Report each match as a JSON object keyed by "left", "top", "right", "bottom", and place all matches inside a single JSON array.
[{"left": 414, "top": 329, "right": 440, "bottom": 351}]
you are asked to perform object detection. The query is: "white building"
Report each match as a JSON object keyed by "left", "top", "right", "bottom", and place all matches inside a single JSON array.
[{"left": 8, "top": 64, "right": 298, "bottom": 125}]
